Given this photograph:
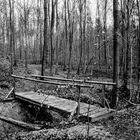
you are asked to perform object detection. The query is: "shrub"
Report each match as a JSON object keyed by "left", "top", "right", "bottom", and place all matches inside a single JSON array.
[{"left": 0, "top": 58, "right": 11, "bottom": 82}]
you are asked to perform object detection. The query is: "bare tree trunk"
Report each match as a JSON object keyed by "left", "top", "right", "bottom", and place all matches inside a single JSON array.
[
  {"left": 77, "top": 0, "right": 83, "bottom": 75},
  {"left": 9, "top": 0, "right": 13, "bottom": 74},
  {"left": 18, "top": 15, "right": 22, "bottom": 60},
  {"left": 41, "top": 0, "right": 48, "bottom": 76},
  {"left": 2, "top": 1, "right": 7, "bottom": 56},
  {"left": 64, "top": 0, "right": 67, "bottom": 71},
  {"left": 12, "top": 0, "right": 17, "bottom": 66},
  {"left": 123, "top": 0, "right": 129, "bottom": 89},
  {"left": 67, "top": 0, "right": 74, "bottom": 78},
  {"left": 50, "top": 0, "right": 55, "bottom": 76},
  {"left": 120, "top": 0, "right": 125, "bottom": 79},
  {"left": 39, "top": 18, "right": 42, "bottom": 61},
  {"left": 137, "top": 0, "right": 140, "bottom": 92},
  {"left": 103, "top": 0, "right": 108, "bottom": 72},
  {"left": 98, "top": 33, "right": 101, "bottom": 70},
  {"left": 55, "top": 0, "right": 59, "bottom": 74},
  {"left": 83, "top": 0, "right": 87, "bottom": 72},
  {"left": 97, "top": 0, "right": 101, "bottom": 71},
  {"left": 23, "top": 0, "right": 28, "bottom": 69},
  {"left": 35, "top": 0, "right": 40, "bottom": 63},
  {"left": 2, "top": 5, "right": 5, "bottom": 57},
  {"left": 129, "top": 33, "right": 133, "bottom": 100},
  {"left": 110, "top": 0, "right": 119, "bottom": 108},
  {"left": 39, "top": 0, "right": 43, "bottom": 62}
]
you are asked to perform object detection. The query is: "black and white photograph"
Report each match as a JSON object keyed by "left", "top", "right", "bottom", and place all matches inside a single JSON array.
[{"left": 0, "top": 0, "right": 139, "bottom": 139}]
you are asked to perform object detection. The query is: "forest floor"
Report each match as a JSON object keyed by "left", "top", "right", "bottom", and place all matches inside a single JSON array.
[{"left": 0, "top": 64, "right": 140, "bottom": 139}]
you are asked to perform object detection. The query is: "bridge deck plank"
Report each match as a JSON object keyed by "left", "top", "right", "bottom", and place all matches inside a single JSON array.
[{"left": 15, "top": 91, "right": 115, "bottom": 122}]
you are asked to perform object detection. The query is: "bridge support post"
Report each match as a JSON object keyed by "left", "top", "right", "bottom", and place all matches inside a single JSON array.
[
  {"left": 77, "top": 86, "right": 81, "bottom": 118},
  {"left": 13, "top": 77, "right": 16, "bottom": 98}
]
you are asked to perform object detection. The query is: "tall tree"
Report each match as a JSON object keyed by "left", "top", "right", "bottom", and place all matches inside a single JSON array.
[
  {"left": 122, "top": 0, "right": 130, "bottom": 89},
  {"left": 137, "top": 0, "right": 140, "bottom": 91},
  {"left": 67, "top": 0, "right": 74, "bottom": 78},
  {"left": 41, "top": 0, "right": 48, "bottom": 76},
  {"left": 96, "top": 0, "right": 101, "bottom": 70},
  {"left": 55, "top": 0, "right": 59, "bottom": 74},
  {"left": 64, "top": 0, "right": 67, "bottom": 70},
  {"left": 50, "top": 0, "right": 55, "bottom": 75},
  {"left": 23, "top": 0, "right": 30, "bottom": 69},
  {"left": 77, "top": 0, "right": 83, "bottom": 75},
  {"left": 39, "top": 0, "right": 43, "bottom": 62},
  {"left": 103, "top": 0, "right": 108, "bottom": 72},
  {"left": 12, "top": 0, "right": 17, "bottom": 66},
  {"left": 111, "top": 0, "right": 119, "bottom": 108},
  {"left": 83, "top": 0, "right": 87, "bottom": 71},
  {"left": 9, "top": 0, "right": 13, "bottom": 74}
]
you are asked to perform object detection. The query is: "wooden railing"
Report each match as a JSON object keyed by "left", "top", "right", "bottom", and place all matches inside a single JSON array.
[
  {"left": 12, "top": 74, "right": 116, "bottom": 116},
  {"left": 31, "top": 75, "right": 116, "bottom": 86}
]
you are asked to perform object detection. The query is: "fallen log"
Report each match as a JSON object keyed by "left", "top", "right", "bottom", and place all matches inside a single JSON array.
[
  {"left": 31, "top": 75, "right": 116, "bottom": 86},
  {"left": 0, "top": 115, "right": 42, "bottom": 131},
  {"left": 1, "top": 98, "right": 15, "bottom": 102}
]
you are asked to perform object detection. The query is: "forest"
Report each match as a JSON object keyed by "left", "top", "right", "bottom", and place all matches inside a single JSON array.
[{"left": 0, "top": 0, "right": 140, "bottom": 139}]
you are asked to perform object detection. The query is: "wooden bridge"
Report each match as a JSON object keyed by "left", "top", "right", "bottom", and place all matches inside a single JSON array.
[{"left": 9, "top": 75, "right": 116, "bottom": 122}]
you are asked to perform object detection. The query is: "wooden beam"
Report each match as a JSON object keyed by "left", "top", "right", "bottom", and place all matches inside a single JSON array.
[
  {"left": 0, "top": 115, "right": 42, "bottom": 130},
  {"left": 2, "top": 98, "right": 15, "bottom": 102},
  {"left": 91, "top": 110, "right": 116, "bottom": 122},
  {"left": 15, "top": 91, "right": 78, "bottom": 117},
  {"left": 12, "top": 75, "right": 94, "bottom": 88},
  {"left": 31, "top": 75, "right": 116, "bottom": 86},
  {"left": 77, "top": 86, "right": 81, "bottom": 117}
]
